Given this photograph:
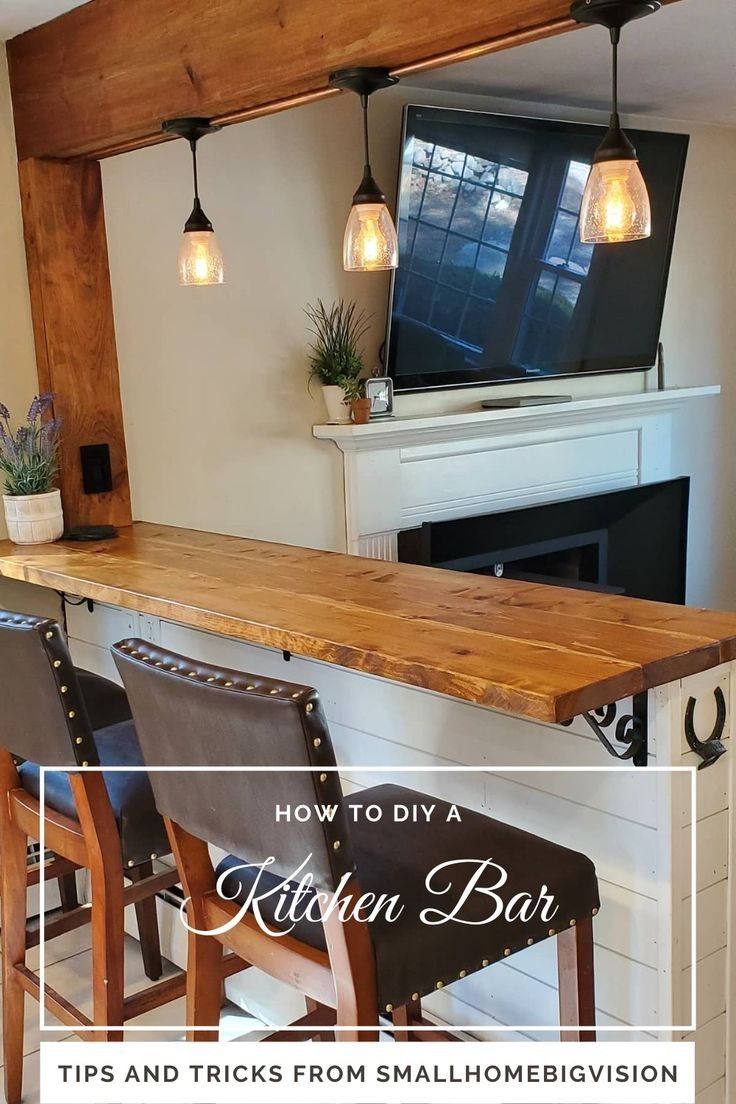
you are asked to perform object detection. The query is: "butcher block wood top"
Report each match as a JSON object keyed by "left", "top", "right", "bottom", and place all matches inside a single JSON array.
[{"left": 1, "top": 522, "right": 736, "bottom": 724}]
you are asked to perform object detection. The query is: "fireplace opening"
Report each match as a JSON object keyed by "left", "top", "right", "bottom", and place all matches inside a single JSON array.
[{"left": 398, "top": 478, "right": 690, "bottom": 605}]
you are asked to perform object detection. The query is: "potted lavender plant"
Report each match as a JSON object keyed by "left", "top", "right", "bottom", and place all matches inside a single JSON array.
[{"left": 0, "top": 394, "right": 64, "bottom": 544}]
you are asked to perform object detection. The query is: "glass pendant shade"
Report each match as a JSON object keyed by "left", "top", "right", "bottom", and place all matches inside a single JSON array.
[
  {"left": 343, "top": 201, "right": 399, "bottom": 272},
  {"left": 178, "top": 229, "right": 225, "bottom": 286},
  {"left": 579, "top": 157, "right": 651, "bottom": 244}
]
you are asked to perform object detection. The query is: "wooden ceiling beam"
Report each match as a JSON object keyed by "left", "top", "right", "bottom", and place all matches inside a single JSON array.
[{"left": 5, "top": 0, "right": 593, "bottom": 162}]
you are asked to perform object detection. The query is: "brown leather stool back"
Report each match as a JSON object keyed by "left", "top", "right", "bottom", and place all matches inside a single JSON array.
[
  {"left": 113, "top": 640, "right": 354, "bottom": 892},
  {"left": 0, "top": 612, "right": 99, "bottom": 767}
]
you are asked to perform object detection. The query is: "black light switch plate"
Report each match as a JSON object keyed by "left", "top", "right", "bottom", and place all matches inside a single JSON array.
[{"left": 80, "top": 443, "right": 113, "bottom": 494}]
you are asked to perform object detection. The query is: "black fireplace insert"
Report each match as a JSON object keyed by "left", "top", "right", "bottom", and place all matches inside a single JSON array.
[{"left": 398, "top": 478, "right": 689, "bottom": 605}]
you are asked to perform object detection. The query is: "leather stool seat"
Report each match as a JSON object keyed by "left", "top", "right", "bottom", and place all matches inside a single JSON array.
[
  {"left": 18, "top": 670, "right": 170, "bottom": 868},
  {"left": 216, "top": 782, "right": 600, "bottom": 1009}
]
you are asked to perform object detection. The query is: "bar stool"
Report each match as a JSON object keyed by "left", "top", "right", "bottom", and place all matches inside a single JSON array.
[
  {"left": 0, "top": 613, "right": 183, "bottom": 1104},
  {"left": 114, "top": 639, "right": 600, "bottom": 1043}
]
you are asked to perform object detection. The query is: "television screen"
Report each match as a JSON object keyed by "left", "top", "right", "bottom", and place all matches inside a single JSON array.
[{"left": 386, "top": 106, "right": 689, "bottom": 393}]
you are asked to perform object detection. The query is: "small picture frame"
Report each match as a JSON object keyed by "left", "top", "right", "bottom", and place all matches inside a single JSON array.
[{"left": 364, "top": 376, "right": 394, "bottom": 419}]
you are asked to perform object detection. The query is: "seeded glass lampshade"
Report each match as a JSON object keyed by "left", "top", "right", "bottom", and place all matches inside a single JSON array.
[
  {"left": 580, "top": 157, "right": 651, "bottom": 244},
  {"left": 571, "top": 0, "right": 660, "bottom": 246},
  {"left": 344, "top": 200, "right": 399, "bottom": 272},
  {"left": 330, "top": 67, "right": 399, "bottom": 273},
  {"left": 178, "top": 228, "right": 225, "bottom": 286}
]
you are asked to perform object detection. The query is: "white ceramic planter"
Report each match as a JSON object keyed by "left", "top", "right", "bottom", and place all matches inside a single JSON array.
[
  {"left": 3, "top": 489, "right": 64, "bottom": 545},
  {"left": 322, "top": 385, "right": 351, "bottom": 425}
]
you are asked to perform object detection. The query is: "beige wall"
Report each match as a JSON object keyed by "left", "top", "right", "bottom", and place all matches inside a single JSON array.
[
  {"left": 102, "top": 84, "right": 736, "bottom": 608},
  {"left": 0, "top": 51, "right": 60, "bottom": 616},
  {"left": 0, "top": 49, "right": 39, "bottom": 542}
]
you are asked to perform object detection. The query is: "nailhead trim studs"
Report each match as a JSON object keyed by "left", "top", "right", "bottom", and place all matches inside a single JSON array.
[
  {"left": 482, "top": 959, "right": 489, "bottom": 968},
  {"left": 548, "top": 928, "right": 556, "bottom": 937},
  {"left": 305, "top": 703, "right": 314, "bottom": 713},
  {"left": 503, "top": 948, "right": 511, "bottom": 956},
  {"left": 592, "top": 908, "right": 599, "bottom": 916},
  {"left": 385, "top": 1003, "right": 393, "bottom": 1012},
  {"left": 458, "top": 970, "right": 466, "bottom": 978},
  {"left": 436, "top": 981, "right": 444, "bottom": 990},
  {"left": 313, "top": 737, "right": 321, "bottom": 748},
  {"left": 570, "top": 919, "right": 577, "bottom": 926}
]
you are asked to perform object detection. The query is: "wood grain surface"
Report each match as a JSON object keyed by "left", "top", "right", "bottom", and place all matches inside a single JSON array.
[
  {"left": 18, "top": 158, "right": 132, "bottom": 529},
  {"left": 6, "top": 0, "right": 583, "bottom": 160},
  {"left": 1, "top": 522, "right": 733, "bottom": 724}
]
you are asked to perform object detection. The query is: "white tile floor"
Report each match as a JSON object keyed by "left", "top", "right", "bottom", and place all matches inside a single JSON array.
[{"left": 1, "top": 928, "right": 266, "bottom": 1104}]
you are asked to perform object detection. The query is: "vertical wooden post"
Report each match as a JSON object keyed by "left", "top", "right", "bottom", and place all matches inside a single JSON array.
[{"left": 17, "top": 157, "right": 132, "bottom": 529}]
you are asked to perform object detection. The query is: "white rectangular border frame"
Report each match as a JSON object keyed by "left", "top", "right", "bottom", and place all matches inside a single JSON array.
[{"left": 38, "top": 764, "right": 697, "bottom": 1035}]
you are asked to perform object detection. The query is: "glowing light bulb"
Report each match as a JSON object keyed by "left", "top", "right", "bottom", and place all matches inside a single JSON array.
[
  {"left": 579, "top": 159, "right": 651, "bottom": 245},
  {"left": 343, "top": 203, "right": 399, "bottom": 272},
  {"left": 178, "top": 230, "right": 225, "bottom": 286}
]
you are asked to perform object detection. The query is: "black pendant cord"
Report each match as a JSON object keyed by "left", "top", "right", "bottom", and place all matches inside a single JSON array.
[
  {"left": 360, "top": 93, "right": 372, "bottom": 178},
  {"left": 610, "top": 26, "right": 621, "bottom": 120},
  {"left": 190, "top": 139, "right": 200, "bottom": 205}
]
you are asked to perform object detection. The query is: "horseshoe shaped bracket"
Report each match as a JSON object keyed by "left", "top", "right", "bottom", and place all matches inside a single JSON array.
[{"left": 685, "top": 687, "right": 728, "bottom": 770}]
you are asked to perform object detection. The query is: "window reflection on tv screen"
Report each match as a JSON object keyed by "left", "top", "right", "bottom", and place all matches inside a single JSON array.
[{"left": 386, "top": 106, "right": 688, "bottom": 393}]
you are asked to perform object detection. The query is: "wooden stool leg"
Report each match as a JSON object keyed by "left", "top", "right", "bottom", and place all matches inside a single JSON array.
[
  {"left": 322, "top": 892, "right": 379, "bottom": 1043},
  {"left": 557, "top": 917, "right": 596, "bottom": 1042},
  {"left": 74, "top": 774, "right": 126, "bottom": 1042},
  {"left": 1, "top": 811, "right": 29, "bottom": 1104},
  {"left": 90, "top": 856, "right": 125, "bottom": 1040},
  {"left": 306, "top": 997, "right": 335, "bottom": 1042},
  {"left": 128, "top": 862, "right": 163, "bottom": 982},
  {"left": 186, "top": 929, "right": 223, "bottom": 1042},
  {"left": 392, "top": 996, "right": 421, "bottom": 1041},
  {"left": 58, "top": 870, "right": 79, "bottom": 912}
]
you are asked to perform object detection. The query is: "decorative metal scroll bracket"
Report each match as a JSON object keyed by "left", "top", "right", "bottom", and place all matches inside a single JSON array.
[
  {"left": 684, "top": 686, "right": 728, "bottom": 770},
  {"left": 562, "top": 692, "right": 649, "bottom": 767}
]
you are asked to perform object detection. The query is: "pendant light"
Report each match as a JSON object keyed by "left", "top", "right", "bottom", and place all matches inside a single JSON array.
[
  {"left": 571, "top": 0, "right": 660, "bottom": 244},
  {"left": 162, "top": 117, "right": 225, "bottom": 286},
  {"left": 329, "top": 67, "right": 399, "bottom": 272}
]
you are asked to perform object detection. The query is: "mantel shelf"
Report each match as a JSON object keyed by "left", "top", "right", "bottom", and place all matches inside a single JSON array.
[{"left": 313, "top": 386, "right": 720, "bottom": 451}]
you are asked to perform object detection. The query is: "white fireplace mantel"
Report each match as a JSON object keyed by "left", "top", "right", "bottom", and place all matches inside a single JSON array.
[{"left": 314, "top": 386, "right": 720, "bottom": 558}]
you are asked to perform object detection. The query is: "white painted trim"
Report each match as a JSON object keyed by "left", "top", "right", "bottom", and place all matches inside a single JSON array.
[{"left": 314, "top": 387, "right": 720, "bottom": 451}]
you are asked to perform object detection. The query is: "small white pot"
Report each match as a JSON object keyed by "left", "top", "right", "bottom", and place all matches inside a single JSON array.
[
  {"left": 3, "top": 489, "right": 64, "bottom": 545},
  {"left": 322, "top": 385, "right": 351, "bottom": 425}
]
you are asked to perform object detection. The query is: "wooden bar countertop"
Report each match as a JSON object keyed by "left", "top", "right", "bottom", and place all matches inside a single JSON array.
[{"left": 2, "top": 522, "right": 736, "bottom": 724}]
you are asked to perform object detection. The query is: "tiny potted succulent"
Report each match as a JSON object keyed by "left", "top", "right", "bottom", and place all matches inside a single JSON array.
[
  {"left": 341, "top": 376, "right": 371, "bottom": 424},
  {"left": 305, "top": 298, "right": 370, "bottom": 424},
  {"left": 0, "top": 394, "right": 64, "bottom": 545}
]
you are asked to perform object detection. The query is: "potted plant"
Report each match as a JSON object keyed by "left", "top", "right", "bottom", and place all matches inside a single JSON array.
[
  {"left": 341, "top": 376, "right": 371, "bottom": 424},
  {"left": 305, "top": 298, "right": 370, "bottom": 424},
  {"left": 0, "top": 394, "right": 64, "bottom": 545}
]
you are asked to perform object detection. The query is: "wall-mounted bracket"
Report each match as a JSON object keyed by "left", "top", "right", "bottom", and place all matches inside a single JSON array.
[
  {"left": 684, "top": 686, "right": 727, "bottom": 770},
  {"left": 562, "top": 692, "right": 648, "bottom": 766}
]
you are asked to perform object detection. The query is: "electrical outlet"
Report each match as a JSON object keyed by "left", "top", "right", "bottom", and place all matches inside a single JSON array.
[{"left": 80, "top": 443, "right": 112, "bottom": 494}]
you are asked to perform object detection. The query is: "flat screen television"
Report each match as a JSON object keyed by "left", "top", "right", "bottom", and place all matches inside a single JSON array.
[{"left": 386, "top": 105, "right": 689, "bottom": 393}]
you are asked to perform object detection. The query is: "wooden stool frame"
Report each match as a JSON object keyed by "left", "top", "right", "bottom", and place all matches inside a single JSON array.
[{"left": 0, "top": 753, "right": 183, "bottom": 1104}]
